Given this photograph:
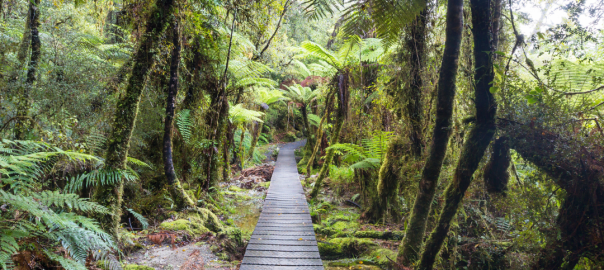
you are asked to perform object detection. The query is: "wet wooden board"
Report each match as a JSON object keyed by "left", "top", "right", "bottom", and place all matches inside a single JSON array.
[{"left": 241, "top": 141, "right": 324, "bottom": 269}]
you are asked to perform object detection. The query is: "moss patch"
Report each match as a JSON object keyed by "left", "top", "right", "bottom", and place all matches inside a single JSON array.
[
  {"left": 369, "top": 248, "right": 397, "bottom": 267},
  {"left": 160, "top": 219, "right": 209, "bottom": 236},
  {"left": 318, "top": 237, "right": 377, "bottom": 259},
  {"left": 123, "top": 264, "right": 154, "bottom": 270}
]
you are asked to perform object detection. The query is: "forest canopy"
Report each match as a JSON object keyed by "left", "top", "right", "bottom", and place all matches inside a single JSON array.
[{"left": 1, "top": 0, "right": 603, "bottom": 269}]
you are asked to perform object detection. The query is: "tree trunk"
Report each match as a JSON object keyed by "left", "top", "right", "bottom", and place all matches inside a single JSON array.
[
  {"left": 396, "top": 0, "right": 464, "bottom": 265},
  {"left": 14, "top": 0, "right": 40, "bottom": 140},
  {"left": 404, "top": 8, "right": 428, "bottom": 158},
  {"left": 93, "top": 0, "right": 175, "bottom": 239},
  {"left": 417, "top": 0, "right": 498, "bottom": 268},
  {"left": 362, "top": 136, "right": 405, "bottom": 223},
  {"left": 248, "top": 108, "right": 266, "bottom": 159},
  {"left": 309, "top": 113, "right": 343, "bottom": 199},
  {"left": 306, "top": 92, "right": 335, "bottom": 178},
  {"left": 162, "top": 20, "right": 197, "bottom": 209},
  {"left": 16, "top": 5, "right": 32, "bottom": 64},
  {"left": 500, "top": 124, "right": 604, "bottom": 269}
]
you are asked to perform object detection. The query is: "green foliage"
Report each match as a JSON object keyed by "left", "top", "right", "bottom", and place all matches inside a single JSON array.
[
  {"left": 282, "top": 84, "right": 319, "bottom": 105},
  {"left": 0, "top": 143, "right": 121, "bottom": 270},
  {"left": 327, "top": 131, "right": 394, "bottom": 169},
  {"left": 176, "top": 109, "right": 193, "bottom": 144},
  {"left": 229, "top": 104, "right": 264, "bottom": 126}
]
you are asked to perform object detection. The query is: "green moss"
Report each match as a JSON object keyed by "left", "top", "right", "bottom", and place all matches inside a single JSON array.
[
  {"left": 369, "top": 248, "right": 397, "bottom": 267},
  {"left": 318, "top": 237, "right": 378, "bottom": 259},
  {"left": 123, "top": 264, "right": 154, "bottom": 270},
  {"left": 160, "top": 218, "right": 209, "bottom": 236},
  {"left": 228, "top": 185, "right": 245, "bottom": 192},
  {"left": 332, "top": 221, "right": 358, "bottom": 231},
  {"left": 314, "top": 224, "right": 337, "bottom": 236},
  {"left": 159, "top": 211, "right": 221, "bottom": 236}
]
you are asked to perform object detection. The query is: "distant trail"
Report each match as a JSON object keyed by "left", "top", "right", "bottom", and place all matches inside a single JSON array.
[{"left": 240, "top": 141, "right": 324, "bottom": 269}]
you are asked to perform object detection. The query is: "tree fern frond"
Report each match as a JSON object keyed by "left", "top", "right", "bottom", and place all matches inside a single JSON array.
[
  {"left": 302, "top": 0, "right": 342, "bottom": 20},
  {"left": 298, "top": 41, "right": 342, "bottom": 70},
  {"left": 127, "top": 208, "right": 149, "bottom": 229},
  {"left": 350, "top": 158, "right": 381, "bottom": 169},
  {"left": 229, "top": 104, "right": 265, "bottom": 126},
  {"left": 126, "top": 157, "right": 151, "bottom": 168},
  {"left": 308, "top": 114, "right": 322, "bottom": 127}
]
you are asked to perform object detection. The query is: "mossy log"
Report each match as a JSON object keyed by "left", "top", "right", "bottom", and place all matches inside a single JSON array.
[
  {"left": 318, "top": 237, "right": 377, "bottom": 260},
  {"left": 314, "top": 225, "right": 404, "bottom": 240}
]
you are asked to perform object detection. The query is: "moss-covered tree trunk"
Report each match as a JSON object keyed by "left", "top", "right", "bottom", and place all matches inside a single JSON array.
[
  {"left": 248, "top": 107, "right": 266, "bottom": 159},
  {"left": 306, "top": 92, "right": 334, "bottom": 178},
  {"left": 310, "top": 73, "right": 348, "bottom": 199},
  {"left": 93, "top": 0, "right": 175, "bottom": 238},
  {"left": 417, "top": 1, "right": 498, "bottom": 268},
  {"left": 404, "top": 8, "right": 428, "bottom": 158},
  {"left": 162, "top": 20, "right": 197, "bottom": 209},
  {"left": 14, "top": 0, "right": 40, "bottom": 140},
  {"left": 396, "top": 0, "right": 464, "bottom": 265},
  {"left": 501, "top": 124, "right": 604, "bottom": 269},
  {"left": 362, "top": 136, "right": 405, "bottom": 223},
  {"left": 309, "top": 113, "right": 343, "bottom": 199}
]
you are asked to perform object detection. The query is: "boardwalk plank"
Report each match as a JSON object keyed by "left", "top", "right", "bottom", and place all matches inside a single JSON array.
[{"left": 241, "top": 142, "right": 323, "bottom": 269}]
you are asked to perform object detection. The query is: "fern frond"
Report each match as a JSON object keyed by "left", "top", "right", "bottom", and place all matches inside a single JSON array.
[
  {"left": 176, "top": 109, "right": 193, "bottom": 144},
  {"left": 308, "top": 114, "right": 322, "bottom": 127},
  {"left": 350, "top": 158, "right": 381, "bottom": 169},
  {"left": 127, "top": 208, "right": 149, "bottom": 229}
]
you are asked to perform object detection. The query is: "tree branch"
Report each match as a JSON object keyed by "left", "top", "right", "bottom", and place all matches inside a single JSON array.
[{"left": 253, "top": 0, "right": 291, "bottom": 61}]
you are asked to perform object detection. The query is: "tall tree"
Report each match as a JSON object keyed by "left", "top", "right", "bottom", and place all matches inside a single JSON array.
[
  {"left": 396, "top": 0, "right": 464, "bottom": 265},
  {"left": 404, "top": 8, "right": 428, "bottom": 158},
  {"left": 163, "top": 20, "right": 197, "bottom": 208},
  {"left": 417, "top": 0, "right": 498, "bottom": 268},
  {"left": 364, "top": 4, "right": 430, "bottom": 224},
  {"left": 14, "top": 0, "right": 40, "bottom": 140},
  {"left": 93, "top": 0, "right": 176, "bottom": 238}
]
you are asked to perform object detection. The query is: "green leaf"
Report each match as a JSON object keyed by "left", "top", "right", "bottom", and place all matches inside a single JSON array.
[
  {"left": 489, "top": 86, "right": 500, "bottom": 93},
  {"left": 537, "top": 32, "right": 545, "bottom": 39},
  {"left": 494, "top": 51, "right": 506, "bottom": 57}
]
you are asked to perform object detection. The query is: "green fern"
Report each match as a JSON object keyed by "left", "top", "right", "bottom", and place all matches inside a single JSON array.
[
  {"left": 127, "top": 208, "right": 149, "bottom": 229},
  {"left": 176, "top": 109, "right": 193, "bottom": 144},
  {"left": 326, "top": 131, "right": 394, "bottom": 170},
  {"left": 0, "top": 140, "right": 123, "bottom": 270}
]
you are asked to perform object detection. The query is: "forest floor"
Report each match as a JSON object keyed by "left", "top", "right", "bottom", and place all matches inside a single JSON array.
[{"left": 119, "top": 142, "right": 399, "bottom": 270}]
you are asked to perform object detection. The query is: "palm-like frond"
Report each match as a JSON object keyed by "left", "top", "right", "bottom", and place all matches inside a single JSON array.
[
  {"left": 229, "top": 104, "right": 265, "bottom": 126},
  {"left": 282, "top": 84, "right": 319, "bottom": 105},
  {"left": 298, "top": 41, "right": 343, "bottom": 70},
  {"left": 253, "top": 87, "right": 285, "bottom": 106},
  {"left": 235, "top": 77, "right": 278, "bottom": 89},
  {"left": 302, "top": 0, "right": 342, "bottom": 20},
  {"left": 343, "top": 0, "right": 427, "bottom": 48}
]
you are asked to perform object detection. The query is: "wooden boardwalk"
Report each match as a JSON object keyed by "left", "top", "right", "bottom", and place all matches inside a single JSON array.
[{"left": 240, "top": 141, "right": 324, "bottom": 270}]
